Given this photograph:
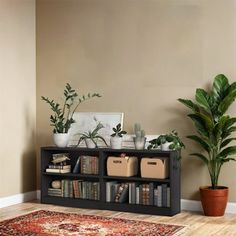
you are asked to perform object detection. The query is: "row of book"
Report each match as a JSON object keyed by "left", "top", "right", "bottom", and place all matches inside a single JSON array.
[
  {"left": 48, "top": 179, "right": 100, "bottom": 200},
  {"left": 106, "top": 182, "right": 170, "bottom": 207}
]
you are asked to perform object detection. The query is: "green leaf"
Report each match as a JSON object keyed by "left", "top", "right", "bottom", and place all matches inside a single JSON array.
[
  {"left": 218, "top": 83, "right": 236, "bottom": 115},
  {"left": 190, "top": 153, "right": 209, "bottom": 164},
  {"left": 219, "top": 146, "right": 236, "bottom": 157},
  {"left": 211, "top": 74, "right": 229, "bottom": 104},
  {"left": 188, "top": 114, "right": 209, "bottom": 137},
  {"left": 187, "top": 135, "right": 210, "bottom": 152},
  {"left": 195, "top": 89, "right": 212, "bottom": 114},
  {"left": 177, "top": 98, "right": 200, "bottom": 112},
  {"left": 220, "top": 138, "right": 236, "bottom": 148}
]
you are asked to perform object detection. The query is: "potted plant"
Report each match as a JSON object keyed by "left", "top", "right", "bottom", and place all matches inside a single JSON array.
[
  {"left": 178, "top": 74, "right": 236, "bottom": 216},
  {"left": 110, "top": 123, "right": 127, "bottom": 149},
  {"left": 133, "top": 123, "right": 146, "bottom": 150},
  {"left": 148, "top": 130, "right": 185, "bottom": 154},
  {"left": 77, "top": 119, "right": 108, "bottom": 148},
  {"left": 41, "top": 83, "right": 101, "bottom": 147}
]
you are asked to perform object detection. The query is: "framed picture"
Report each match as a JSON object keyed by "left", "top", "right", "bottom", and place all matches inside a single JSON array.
[{"left": 68, "top": 112, "right": 124, "bottom": 147}]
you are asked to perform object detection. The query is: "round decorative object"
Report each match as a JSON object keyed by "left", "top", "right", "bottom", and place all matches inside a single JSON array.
[
  {"left": 53, "top": 133, "right": 70, "bottom": 148},
  {"left": 51, "top": 180, "right": 61, "bottom": 189}
]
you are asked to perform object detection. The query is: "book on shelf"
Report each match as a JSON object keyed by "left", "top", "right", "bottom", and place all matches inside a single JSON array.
[
  {"left": 114, "top": 183, "right": 129, "bottom": 203},
  {"left": 48, "top": 165, "right": 71, "bottom": 170},
  {"left": 48, "top": 188, "right": 62, "bottom": 197},
  {"left": 72, "top": 157, "right": 81, "bottom": 173},
  {"left": 106, "top": 181, "right": 118, "bottom": 202},
  {"left": 46, "top": 168, "right": 71, "bottom": 173},
  {"left": 80, "top": 156, "right": 99, "bottom": 175}
]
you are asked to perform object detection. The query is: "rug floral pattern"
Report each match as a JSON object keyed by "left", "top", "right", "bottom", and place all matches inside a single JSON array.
[{"left": 0, "top": 210, "right": 185, "bottom": 236}]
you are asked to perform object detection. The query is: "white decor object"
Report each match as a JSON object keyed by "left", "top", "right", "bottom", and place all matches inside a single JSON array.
[
  {"left": 51, "top": 180, "right": 61, "bottom": 189},
  {"left": 161, "top": 142, "right": 172, "bottom": 151},
  {"left": 53, "top": 133, "right": 70, "bottom": 148},
  {"left": 85, "top": 138, "right": 97, "bottom": 148},
  {"left": 134, "top": 137, "right": 147, "bottom": 150},
  {"left": 68, "top": 112, "right": 124, "bottom": 147},
  {"left": 110, "top": 136, "right": 122, "bottom": 149}
]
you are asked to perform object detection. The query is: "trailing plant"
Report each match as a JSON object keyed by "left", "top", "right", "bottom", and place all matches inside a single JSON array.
[
  {"left": 148, "top": 130, "right": 185, "bottom": 153},
  {"left": 134, "top": 123, "right": 145, "bottom": 140},
  {"left": 41, "top": 83, "right": 101, "bottom": 133},
  {"left": 178, "top": 74, "right": 236, "bottom": 189},
  {"left": 77, "top": 119, "right": 108, "bottom": 148},
  {"left": 111, "top": 123, "right": 127, "bottom": 137}
]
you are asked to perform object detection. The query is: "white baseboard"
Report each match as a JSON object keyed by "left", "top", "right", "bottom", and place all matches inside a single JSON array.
[
  {"left": 0, "top": 191, "right": 37, "bottom": 208},
  {"left": 181, "top": 199, "right": 236, "bottom": 214},
  {"left": 2, "top": 191, "right": 236, "bottom": 214}
]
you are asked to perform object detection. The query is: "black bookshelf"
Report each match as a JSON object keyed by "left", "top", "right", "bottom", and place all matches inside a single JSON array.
[{"left": 41, "top": 146, "right": 181, "bottom": 216}]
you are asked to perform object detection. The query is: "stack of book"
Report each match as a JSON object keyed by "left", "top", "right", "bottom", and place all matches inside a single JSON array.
[
  {"left": 80, "top": 156, "right": 99, "bottom": 175},
  {"left": 46, "top": 164, "right": 71, "bottom": 173},
  {"left": 48, "top": 188, "right": 62, "bottom": 197}
]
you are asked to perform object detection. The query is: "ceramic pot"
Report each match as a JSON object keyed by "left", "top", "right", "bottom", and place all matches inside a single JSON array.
[
  {"left": 134, "top": 137, "right": 146, "bottom": 150},
  {"left": 161, "top": 142, "right": 172, "bottom": 151},
  {"left": 53, "top": 133, "right": 70, "bottom": 148},
  {"left": 110, "top": 136, "right": 122, "bottom": 149},
  {"left": 85, "top": 138, "right": 97, "bottom": 148},
  {"left": 200, "top": 186, "right": 228, "bottom": 216}
]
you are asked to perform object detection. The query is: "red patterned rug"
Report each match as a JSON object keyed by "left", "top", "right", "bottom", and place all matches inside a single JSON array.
[{"left": 0, "top": 210, "right": 185, "bottom": 236}]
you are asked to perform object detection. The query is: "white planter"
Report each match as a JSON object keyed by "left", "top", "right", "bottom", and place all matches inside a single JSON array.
[
  {"left": 110, "top": 136, "right": 122, "bottom": 149},
  {"left": 161, "top": 142, "right": 172, "bottom": 151},
  {"left": 53, "top": 133, "right": 70, "bottom": 148},
  {"left": 134, "top": 137, "right": 146, "bottom": 150},
  {"left": 85, "top": 138, "right": 97, "bottom": 148}
]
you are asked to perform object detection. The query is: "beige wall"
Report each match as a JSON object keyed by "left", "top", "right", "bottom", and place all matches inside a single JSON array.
[
  {"left": 36, "top": 0, "right": 236, "bottom": 201},
  {"left": 0, "top": 0, "right": 36, "bottom": 197}
]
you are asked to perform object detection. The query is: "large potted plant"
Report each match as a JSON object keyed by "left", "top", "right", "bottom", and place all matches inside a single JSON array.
[
  {"left": 178, "top": 74, "right": 236, "bottom": 216},
  {"left": 42, "top": 83, "right": 101, "bottom": 147}
]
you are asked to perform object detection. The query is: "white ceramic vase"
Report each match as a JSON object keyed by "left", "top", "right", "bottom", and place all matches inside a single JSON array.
[
  {"left": 161, "top": 142, "right": 172, "bottom": 151},
  {"left": 85, "top": 138, "right": 97, "bottom": 148},
  {"left": 53, "top": 133, "right": 70, "bottom": 148},
  {"left": 110, "top": 136, "right": 122, "bottom": 149}
]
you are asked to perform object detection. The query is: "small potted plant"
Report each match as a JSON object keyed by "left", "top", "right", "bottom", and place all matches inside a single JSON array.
[
  {"left": 133, "top": 123, "right": 146, "bottom": 150},
  {"left": 76, "top": 119, "right": 108, "bottom": 148},
  {"left": 42, "top": 83, "right": 101, "bottom": 147},
  {"left": 110, "top": 123, "right": 127, "bottom": 149},
  {"left": 148, "top": 130, "right": 185, "bottom": 156}
]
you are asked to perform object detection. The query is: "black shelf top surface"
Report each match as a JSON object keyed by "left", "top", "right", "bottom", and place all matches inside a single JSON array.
[
  {"left": 103, "top": 175, "right": 170, "bottom": 182},
  {"left": 42, "top": 172, "right": 100, "bottom": 178},
  {"left": 41, "top": 146, "right": 177, "bottom": 154}
]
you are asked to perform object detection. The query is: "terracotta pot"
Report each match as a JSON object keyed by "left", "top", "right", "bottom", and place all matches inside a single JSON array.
[{"left": 199, "top": 186, "right": 228, "bottom": 216}]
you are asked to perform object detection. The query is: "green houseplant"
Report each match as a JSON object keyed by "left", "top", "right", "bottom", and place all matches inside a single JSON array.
[
  {"left": 110, "top": 123, "right": 127, "bottom": 149},
  {"left": 178, "top": 74, "right": 236, "bottom": 216},
  {"left": 42, "top": 83, "right": 101, "bottom": 147},
  {"left": 148, "top": 130, "right": 185, "bottom": 153},
  {"left": 77, "top": 119, "right": 108, "bottom": 148}
]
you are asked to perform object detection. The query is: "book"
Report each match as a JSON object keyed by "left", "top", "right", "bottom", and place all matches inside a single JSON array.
[
  {"left": 48, "top": 165, "right": 71, "bottom": 170},
  {"left": 167, "top": 187, "right": 171, "bottom": 207},
  {"left": 46, "top": 168, "right": 71, "bottom": 173},
  {"left": 115, "top": 183, "right": 129, "bottom": 203},
  {"left": 72, "top": 157, "right": 81, "bottom": 173},
  {"left": 157, "top": 185, "right": 162, "bottom": 207},
  {"left": 136, "top": 186, "right": 139, "bottom": 204},
  {"left": 162, "top": 184, "right": 168, "bottom": 207},
  {"left": 106, "top": 181, "right": 117, "bottom": 202}
]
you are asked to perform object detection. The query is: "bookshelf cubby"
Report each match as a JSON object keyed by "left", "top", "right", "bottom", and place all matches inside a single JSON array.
[{"left": 41, "top": 146, "right": 180, "bottom": 216}]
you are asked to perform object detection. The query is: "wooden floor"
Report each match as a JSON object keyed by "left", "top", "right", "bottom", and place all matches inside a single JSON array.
[{"left": 1, "top": 201, "right": 236, "bottom": 235}]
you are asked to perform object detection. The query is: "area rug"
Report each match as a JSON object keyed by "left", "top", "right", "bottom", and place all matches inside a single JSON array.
[{"left": 0, "top": 210, "right": 185, "bottom": 236}]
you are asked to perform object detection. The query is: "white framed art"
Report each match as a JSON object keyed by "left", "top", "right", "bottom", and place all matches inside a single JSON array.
[{"left": 68, "top": 112, "right": 124, "bottom": 147}]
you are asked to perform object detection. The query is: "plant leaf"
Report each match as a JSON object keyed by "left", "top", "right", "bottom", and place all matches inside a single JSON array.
[
  {"left": 220, "top": 138, "right": 236, "bottom": 148},
  {"left": 187, "top": 135, "right": 210, "bottom": 152},
  {"left": 219, "top": 146, "right": 236, "bottom": 157},
  {"left": 195, "top": 89, "right": 212, "bottom": 114},
  {"left": 177, "top": 98, "right": 200, "bottom": 112},
  {"left": 190, "top": 153, "right": 209, "bottom": 164}
]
